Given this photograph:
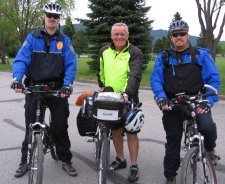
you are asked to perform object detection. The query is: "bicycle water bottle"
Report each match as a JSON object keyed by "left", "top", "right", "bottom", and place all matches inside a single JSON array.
[{"left": 87, "top": 96, "right": 94, "bottom": 117}]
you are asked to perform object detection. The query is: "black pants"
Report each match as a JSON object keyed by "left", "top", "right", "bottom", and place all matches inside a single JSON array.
[
  {"left": 21, "top": 94, "right": 72, "bottom": 163},
  {"left": 162, "top": 108, "right": 217, "bottom": 179}
]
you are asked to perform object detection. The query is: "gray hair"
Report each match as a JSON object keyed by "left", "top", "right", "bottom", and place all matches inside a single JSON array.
[{"left": 111, "top": 23, "right": 129, "bottom": 34}]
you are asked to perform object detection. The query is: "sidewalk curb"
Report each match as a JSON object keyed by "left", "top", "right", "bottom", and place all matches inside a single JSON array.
[{"left": 76, "top": 78, "right": 225, "bottom": 101}]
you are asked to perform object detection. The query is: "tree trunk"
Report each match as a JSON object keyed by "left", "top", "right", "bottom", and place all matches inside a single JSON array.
[{"left": 195, "top": 0, "right": 225, "bottom": 61}]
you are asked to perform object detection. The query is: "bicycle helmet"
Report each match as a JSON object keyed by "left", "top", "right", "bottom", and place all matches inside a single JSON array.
[
  {"left": 43, "top": 2, "right": 62, "bottom": 15},
  {"left": 169, "top": 20, "right": 189, "bottom": 33},
  {"left": 124, "top": 109, "right": 144, "bottom": 133}
]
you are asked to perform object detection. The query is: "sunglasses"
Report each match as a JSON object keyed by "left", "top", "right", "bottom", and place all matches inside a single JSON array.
[
  {"left": 172, "top": 32, "right": 187, "bottom": 37},
  {"left": 45, "top": 13, "right": 60, "bottom": 19}
]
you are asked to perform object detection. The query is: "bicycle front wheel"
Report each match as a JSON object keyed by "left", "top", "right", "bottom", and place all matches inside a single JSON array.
[
  {"left": 180, "top": 146, "right": 217, "bottom": 184},
  {"left": 28, "top": 133, "right": 44, "bottom": 184},
  {"left": 98, "top": 132, "right": 110, "bottom": 184}
]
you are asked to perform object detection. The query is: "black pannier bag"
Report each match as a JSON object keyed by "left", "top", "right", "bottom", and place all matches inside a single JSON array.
[
  {"left": 76, "top": 107, "right": 97, "bottom": 136},
  {"left": 93, "top": 92, "right": 125, "bottom": 127}
]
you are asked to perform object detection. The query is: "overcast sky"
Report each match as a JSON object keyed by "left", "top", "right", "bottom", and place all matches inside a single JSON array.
[{"left": 72, "top": 0, "right": 225, "bottom": 41}]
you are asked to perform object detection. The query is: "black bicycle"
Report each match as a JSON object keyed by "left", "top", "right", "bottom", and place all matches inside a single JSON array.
[
  {"left": 168, "top": 84, "right": 218, "bottom": 184},
  {"left": 24, "top": 85, "right": 59, "bottom": 184},
  {"left": 77, "top": 92, "right": 126, "bottom": 184}
]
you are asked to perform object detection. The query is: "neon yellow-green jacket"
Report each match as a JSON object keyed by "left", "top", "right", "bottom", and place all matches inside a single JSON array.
[{"left": 97, "top": 41, "right": 143, "bottom": 102}]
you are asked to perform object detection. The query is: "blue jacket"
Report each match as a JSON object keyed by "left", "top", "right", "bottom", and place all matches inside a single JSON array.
[
  {"left": 12, "top": 29, "right": 77, "bottom": 86},
  {"left": 150, "top": 47, "right": 220, "bottom": 106}
]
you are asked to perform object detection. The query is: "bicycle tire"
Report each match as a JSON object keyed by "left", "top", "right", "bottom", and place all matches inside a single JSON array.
[
  {"left": 43, "top": 120, "right": 58, "bottom": 160},
  {"left": 95, "top": 138, "right": 102, "bottom": 170},
  {"left": 180, "top": 146, "right": 217, "bottom": 184},
  {"left": 28, "top": 133, "right": 44, "bottom": 184},
  {"left": 98, "top": 132, "right": 110, "bottom": 184}
]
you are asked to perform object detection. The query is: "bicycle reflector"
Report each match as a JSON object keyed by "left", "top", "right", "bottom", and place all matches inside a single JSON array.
[{"left": 35, "top": 84, "right": 49, "bottom": 92}]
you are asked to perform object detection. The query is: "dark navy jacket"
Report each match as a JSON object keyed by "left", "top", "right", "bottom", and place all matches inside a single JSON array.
[
  {"left": 12, "top": 28, "right": 76, "bottom": 86},
  {"left": 150, "top": 47, "right": 220, "bottom": 106}
]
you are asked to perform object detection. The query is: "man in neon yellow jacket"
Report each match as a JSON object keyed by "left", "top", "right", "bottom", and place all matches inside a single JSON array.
[{"left": 97, "top": 22, "right": 144, "bottom": 182}]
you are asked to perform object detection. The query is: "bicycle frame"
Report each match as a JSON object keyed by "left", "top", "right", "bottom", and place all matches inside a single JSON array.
[
  {"left": 172, "top": 84, "right": 218, "bottom": 184},
  {"left": 25, "top": 86, "right": 60, "bottom": 184}
]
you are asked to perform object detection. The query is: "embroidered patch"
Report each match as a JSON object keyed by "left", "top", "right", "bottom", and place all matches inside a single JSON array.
[{"left": 57, "top": 41, "right": 63, "bottom": 50}]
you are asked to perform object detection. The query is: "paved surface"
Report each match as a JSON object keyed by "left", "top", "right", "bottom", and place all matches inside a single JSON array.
[{"left": 0, "top": 71, "right": 225, "bottom": 184}]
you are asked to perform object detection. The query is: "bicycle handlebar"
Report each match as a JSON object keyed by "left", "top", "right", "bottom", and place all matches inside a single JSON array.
[
  {"left": 23, "top": 85, "right": 60, "bottom": 97},
  {"left": 168, "top": 84, "right": 218, "bottom": 110}
]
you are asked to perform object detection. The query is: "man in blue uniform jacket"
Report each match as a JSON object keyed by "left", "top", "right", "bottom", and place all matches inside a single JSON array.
[
  {"left": 150, "top": 20, "right": 220, "bottom": 184},
  {"left": 11, "top": 2, "right": 77, "bottom": 178}
]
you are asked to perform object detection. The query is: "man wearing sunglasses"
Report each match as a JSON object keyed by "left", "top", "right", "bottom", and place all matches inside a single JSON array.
[
  {"left": 150, "top": 20, "right": 220, "bottom": 184},
  {"left": 11, "top": 2, "right": 77, "bottom": 178}
]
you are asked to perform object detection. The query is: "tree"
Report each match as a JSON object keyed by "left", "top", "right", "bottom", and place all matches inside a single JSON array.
[
  {"left": 195, "top": 0, "right": 225, "bottom": 60},
  {"left": 73, "top": 29, "right": 89, "bottom": 58},
  {"left": 0, "top": 13, "right": 17, "bottom": 64},
  {"left": 0, "top": 0, "right": 76, "bottom": 45},
  {"left": 80, "top": 0, "right": 153, "bottom": 71},
  {"left": 217, "top": 41, "right": 225, "bottom": 54},
  {"left": 172, "top": 12, "right": 182, "bottom": 21},
  {"left": 63, "top": 16, "right": 76, "bottom": 39},
  {"left": 197, "top": 32, "right": 207, "bottom": 47},
  {"left": 153, "top": 38, "right": 163, "bottom": 53}
]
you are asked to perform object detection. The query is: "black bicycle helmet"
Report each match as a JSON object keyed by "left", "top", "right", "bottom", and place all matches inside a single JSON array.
[
  {"left": 169, "top": 20, "right": 189, "bottom": 33},
  {"left": 43, "top": 2, "right": 62, "bottom": 15}
]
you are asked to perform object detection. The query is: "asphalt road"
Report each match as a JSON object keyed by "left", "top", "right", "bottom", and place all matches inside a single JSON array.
[{"left": 0, "top": 71, "right": 225, "bottom": 184}]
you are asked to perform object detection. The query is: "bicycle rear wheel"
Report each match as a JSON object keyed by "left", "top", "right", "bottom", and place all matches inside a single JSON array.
[
  {"left": 98, "top": 132, "right": 110, "bottom": 184},
  {"left": 28, "top": 133, "right": 44, "bottom": 184},
  {"left": 43, "top": 118, "right": 58, "bottom": 160},
  {"left": 180, "top": 146, "right": 217, "bottom": 184}
]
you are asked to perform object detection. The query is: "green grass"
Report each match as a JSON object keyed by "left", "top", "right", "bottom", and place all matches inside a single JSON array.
[
  {"left": 76, "top": 57, "right": 96, "bottom": 79},
  {"left": 1, "top": 57, "right": 224, "bottom": 94},
  {"left": 216, "top": 57, "right": 225, "bottom": 94}
]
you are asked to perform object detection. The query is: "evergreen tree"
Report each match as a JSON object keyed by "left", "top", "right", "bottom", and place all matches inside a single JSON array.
[
  {"left": 73, "top": 29, "right": 89, "bottom": 58},
  {"left": 153, "top": 38, "right": 163, "bottom": 53},
  {"left": 63, "top": 16, "right": 76, "bottom": 39},
  {"left": 80, "top": 0, "right": 153, "bottom": 70},
  {"left": 172, "top": 12, "right": 182, "bottom": 21}
]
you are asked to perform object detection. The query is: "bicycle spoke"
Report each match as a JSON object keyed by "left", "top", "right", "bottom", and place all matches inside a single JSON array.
[{"left": 180, "top": 147, "right": 217, "bottom": 184}]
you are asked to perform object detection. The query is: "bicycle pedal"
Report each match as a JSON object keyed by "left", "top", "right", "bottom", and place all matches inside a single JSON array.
[
  {"left": 108, "top": 166, "right": 114, "bottom": 172},
  {"left": 86, "top": 137, "right": 95, "bottom": 142}
]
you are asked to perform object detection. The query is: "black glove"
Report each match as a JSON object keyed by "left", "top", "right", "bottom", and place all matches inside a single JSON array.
[
  {"left": 11, "top": 79, "right": 24, "bottom": 90},
  {"left": 60, "top": 85, "right": 73, "bottom": 96},
  {"left": 197, "top": 100, "right": 211, "bottom": 112},
  {"left": 156, "top": 98, "right": 169, "bottom": 110}
]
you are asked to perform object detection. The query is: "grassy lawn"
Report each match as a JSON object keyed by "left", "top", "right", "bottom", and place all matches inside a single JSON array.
[{"left": 1, "top": 57, "right": 224, "bottom": 94}]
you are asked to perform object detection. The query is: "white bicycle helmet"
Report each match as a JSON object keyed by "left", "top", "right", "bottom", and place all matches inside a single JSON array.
[
  {"left": 124, "top": 109, "right": 144, "bottom": 133},
  {"left": 43, "top": 2, "right": 62, "bottom": 15},
  {"left": 169, "top": 20, "right": 189, "bottom": 33}
]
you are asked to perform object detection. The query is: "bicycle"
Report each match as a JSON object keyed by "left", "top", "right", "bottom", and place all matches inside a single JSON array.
[
  {"left": 24, "top": 85, "right": 59, "bottom": 184},
  {"left": 167, "top": 84, "right": 219, "bottom": 184},
  {"left": 77, "top": 92, "right": 128, "bottom": 184}
]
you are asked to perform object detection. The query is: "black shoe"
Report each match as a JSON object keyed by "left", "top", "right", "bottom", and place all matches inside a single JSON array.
[
  {"left": 14, "top": 162, "right": 29, "bottom": 178},
  {"left": 62, "top": 161, "right": 78, "bottom": 177},
  {"left": 165, "top": 177, "right": 176, "bottom": 184},
  {"left": 128, "top": 165, "right": 139, "bottom": 182},
  {"left": 109, "top": 157, "right": 127, "bottom": 171},
  {"left": 207, "top": 150, "right": 220, "bottom": 166}
]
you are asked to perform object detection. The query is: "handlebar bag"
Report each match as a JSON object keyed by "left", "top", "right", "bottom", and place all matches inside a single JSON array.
[{"left": 93, "top": 92, "right": 125, "bottom": 124}]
